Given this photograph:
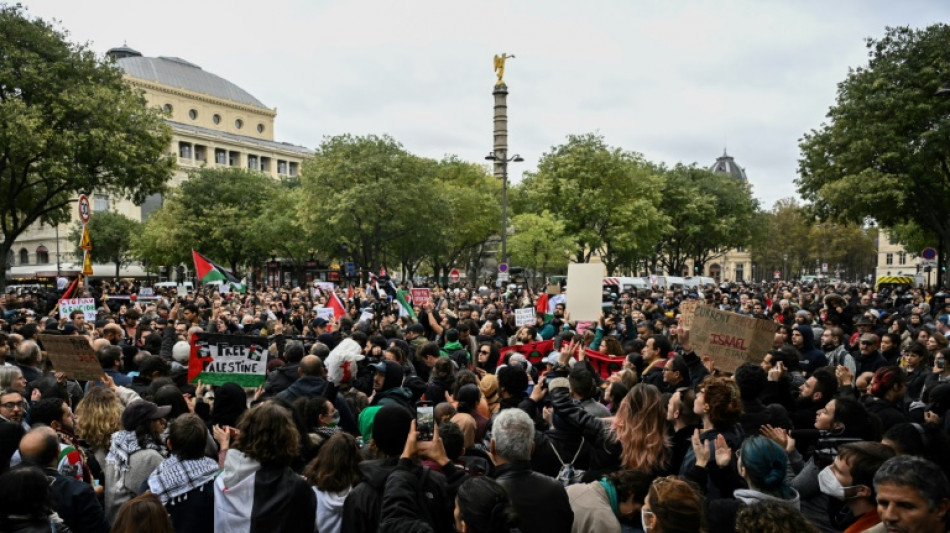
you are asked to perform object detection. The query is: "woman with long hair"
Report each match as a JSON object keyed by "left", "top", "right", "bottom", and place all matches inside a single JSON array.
[
  {"left": 0, "top": 466, "right": 70, "bottom": 532},
  {"left": 678, "top": 376, "right": 744, "bottom": 490},
  {"left": 640, "top": 475, "right": 705, "bottom": 533},
  {"left": 75, "top": 385, "right": 124, "bottom": 472},
  {"left": 206, "top": 382, "right": 247, "bottom": 428},
  {"left": 474, "top": 342, "right": 500, "bottom": 377},
  {"left": 551, "top": 379, "right": 670, "bottom": 476},
  {"left": 454, "top": 476, "right": 519, "bottom": 533},
  {"left": 304, "top": 433, "right": 362, "bottom": 533}
]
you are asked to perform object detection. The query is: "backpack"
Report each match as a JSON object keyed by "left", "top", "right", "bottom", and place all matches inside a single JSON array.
[{"left": 550, "top": 437, "right": 586, "bottom": 486}]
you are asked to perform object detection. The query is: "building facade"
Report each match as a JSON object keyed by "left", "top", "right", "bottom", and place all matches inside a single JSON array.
[{"left": 6, "top": 46, "right": 312, "bottom": 280}]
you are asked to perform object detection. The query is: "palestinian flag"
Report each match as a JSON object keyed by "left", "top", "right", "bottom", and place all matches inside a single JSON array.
[
  {"left": 192, "top": 250, "right": 246, "bottom": 293},
  {"left": 395, "top": 289, "right": 417, "bottom": 321}
]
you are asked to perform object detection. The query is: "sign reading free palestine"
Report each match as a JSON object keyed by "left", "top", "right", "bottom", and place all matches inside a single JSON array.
[{"left": 187, "top": 333, "right": 266, "bottom": 387}]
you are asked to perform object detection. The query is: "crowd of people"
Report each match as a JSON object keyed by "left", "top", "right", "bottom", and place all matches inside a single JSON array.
[{"left": 1, "top": 276, "right": 950, "bottom": 533}]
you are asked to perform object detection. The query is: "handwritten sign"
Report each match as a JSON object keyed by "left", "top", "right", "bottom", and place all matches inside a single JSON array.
[
  {"left": 316, "top": 307, "right": 335, "bottom": 321},
  {"left": 514, "top": 307, "right": 535, "bottom": 327},
  {"left": 410, "top": 288, "right": 431, "bottom": 306},
  {"left": 38, "top": 334, "right": 103, "bottom": 381},
  {"left": 59, "top": 298, "right": 96, "bottom": 321},
  {"left": 679, "top": 300, "right": 699, "bottom": 329},
  {"left": 358, "top": 311, "right": 375, "bottom": 323},
  {"left": 689, "top": 305, "right": 776, "bottom": 373},
  {"left": 187, "top": 333, "right": 267, "bottom": 387}
]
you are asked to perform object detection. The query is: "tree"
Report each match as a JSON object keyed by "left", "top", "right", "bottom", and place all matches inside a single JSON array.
[
  {"left": 654, "top": 164, "right": 759, "bottom": 275},
  {"left": 798, "top": 24, "right": 950, "bottom": 274},
  {"left": 68, "top": 211, "right": 140, "bottom": 280},
  {"left": 516, "top": 133, "right": 667, "bottom": 274},
  {"left": 0, "top": 6, "right": 174, "bottom": 291},
  {"left": 508, "top": 211, "right": 572, "bottom": 285},
  {"left": 135, "top": 168, "right": 277, "bottom": 273},
  {"left": 298, "top": 134, "right": 431, "bottom": 275}
]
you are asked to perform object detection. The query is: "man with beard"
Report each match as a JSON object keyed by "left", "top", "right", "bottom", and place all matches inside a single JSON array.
[
  {"left": 791, "top": 324, "right": 828, "bottom": 376},
  {"left": 853, "top": 333, "right": 887, "bottom": 377},
  {"left": 789, "top": 367, "right": 838, "bottom": 429},
  {"left": 821, "top": 326, "right": 856, "bottom": 377},
  {"left": 29, "top": 398, "right": 93, "bottom": 485}
]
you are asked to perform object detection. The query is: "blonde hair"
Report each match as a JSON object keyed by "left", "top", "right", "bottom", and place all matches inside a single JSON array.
[
  {"left": 75, "top": 386, "right": 123, "bottom": 450},
  {"left": 611, "top": 383, "right": 669, "bottom": 471}
]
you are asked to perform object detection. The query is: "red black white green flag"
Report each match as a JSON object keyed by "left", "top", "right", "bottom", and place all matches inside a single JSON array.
[{"left": 192, "top": 250, "right": 246, "bottom": 293}]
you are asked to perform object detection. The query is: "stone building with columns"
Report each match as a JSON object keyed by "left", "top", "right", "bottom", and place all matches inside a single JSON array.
[{"left": 6, "top": 46, "right": 312, "bottom": 280}]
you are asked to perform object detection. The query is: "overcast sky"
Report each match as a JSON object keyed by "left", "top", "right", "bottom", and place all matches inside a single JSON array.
[{"left": 21, "top": 0, "right": 950, "bottom": 209}]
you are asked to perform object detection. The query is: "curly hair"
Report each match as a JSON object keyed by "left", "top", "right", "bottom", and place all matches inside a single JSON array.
[
  {"left": 303, "top": 433, "right": 362, "bottom": 492},
  {"left": 611, "top": 383, "right": 669, "bottom": 471},
  {"left": 235, "top": 402, "right": 300, "bottom": 466},
  {"left": 698, "top": 375, "right": 743, "bottom": 429},
  {"left": 75, "top": 386, "right": 123, "bottom": 451},
  {"left": 647, "top": 476, "right": 705, "bottom": 533},
  {"left": 735, "top": 500, "right": 818, "bottom": 533}
]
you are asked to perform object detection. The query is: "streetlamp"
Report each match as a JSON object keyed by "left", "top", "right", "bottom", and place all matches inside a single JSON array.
[{"left": 484, "top": 151, "right": 524, "bottom": 267}]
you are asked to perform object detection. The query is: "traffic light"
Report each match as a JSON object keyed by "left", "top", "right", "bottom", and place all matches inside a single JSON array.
[{"left": 694, "top": 266, "right": 699, "bottom": 273}]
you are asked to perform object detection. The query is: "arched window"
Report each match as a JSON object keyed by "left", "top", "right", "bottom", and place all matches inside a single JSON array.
[
  {"left": 36, "top": 246, "right": 49, "bottom": 265},
  {"left": 19, "top": 248, "right": 29, "bottom": 265}
]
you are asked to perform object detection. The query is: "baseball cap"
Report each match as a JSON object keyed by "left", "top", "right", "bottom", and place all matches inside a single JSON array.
[{"left": 121, "top": 401, "right": 172, "bottom": 430}]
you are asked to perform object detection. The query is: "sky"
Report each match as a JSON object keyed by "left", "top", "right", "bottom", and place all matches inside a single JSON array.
[{"left": 19, "top": 0, "right": 950, "bottom": 209}]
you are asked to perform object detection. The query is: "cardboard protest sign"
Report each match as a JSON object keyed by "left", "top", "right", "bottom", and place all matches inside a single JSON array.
[
  {"left": 38, "top": 334, "right": 103, "bottom": 381},
  {"left": 546, "top": 283, "right": 561, "bottom": 295},
  {"left": 59, "top": 298, "right": 96, "bottom": 321},
  {"left": 358, "top": 310, "right": 375, "bottom": 323},
  {"left": 688, "top": 305, "right": 776, "bottom": 373},
  {"left": 187, "top": 333, "right": 267, "bottom": 387},
  {"left": 679, "top": 300, "right": 699, "bottom": 329},
  {"left": 410, "top": 288, "right": 431, "bottom": 306},
  {"left": 514, "top": 308, "right": 535, "bottom": 327},
  {"left": 566, "top": 263, "right": 603, "bottom": 322},
  {"left": 316, "top": 307, "right": 335, "bottom": 321}
]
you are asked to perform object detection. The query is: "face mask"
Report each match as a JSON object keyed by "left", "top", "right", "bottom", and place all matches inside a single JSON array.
[{"left": 818, "top": 465, "right": 861, "bottom": 500}]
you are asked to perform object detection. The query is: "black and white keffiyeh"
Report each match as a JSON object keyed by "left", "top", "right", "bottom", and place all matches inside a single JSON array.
[{"left": 147, "top": 454, "right": 220, "bottom": 504}]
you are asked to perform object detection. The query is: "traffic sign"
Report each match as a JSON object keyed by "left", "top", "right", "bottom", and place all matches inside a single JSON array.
[
  {"left": 821, "top": 263, "right": 828, "bottom": 273},
  {"left": 498, "top": 263, "right": 509, "bottom": 273},
  {"left": 82, "top": 251, "right": 93, "bottom": 276},
  {"left": 498, "top": 272, "right": 509, "bottom": 282},
  {"left": 79, "top": 225, "right": 92, "bottom": 251},
  {"left": 78, "top": 194, "right": 91, "bottom": 223},
  {"left": 922, "top": 247, "right": 938, "bottom": 260},
  {"left": 449, "top": 268, "right": 460, "bottom": 283},
  {"left": 773, "top": 270, "right": 781, "bottom": 280}
]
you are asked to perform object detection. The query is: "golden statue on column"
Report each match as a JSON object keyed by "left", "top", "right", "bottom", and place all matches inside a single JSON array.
[{"left": 494, "top": 53, "right": 514, "bottom": 86}]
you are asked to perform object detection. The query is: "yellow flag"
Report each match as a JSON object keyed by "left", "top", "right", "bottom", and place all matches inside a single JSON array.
[{"left": 79, "top": 224, "right": 92, "bottom": 251}]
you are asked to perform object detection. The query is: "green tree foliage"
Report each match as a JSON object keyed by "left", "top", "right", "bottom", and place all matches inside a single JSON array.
[
  {"left": 0, "top": 5, "right": 174, "bottom": 290},
  {"left": 508, "top": 211, "right": 572, "bottom": 284},
  {"left": 750, "top": 198, "right": 876, "bottom": 281},
  {"left": 299, "top": 135, "right": 427, "bottom": 274},
  {"left": 252, "top": 183, "right": 317, "bottom": 279},
  {"left": 135, "top": 168, "right": 277, "bottom": 273},
  {"left": 68, "top": 211, "right": 141, "bottom": 279},
  {"left": 798, "top": 24, "right": 950, "bottom": 253},
  {"left": 655, "top": 164, "right": 759, "bottom": 275},
  {"left": 516, "top": 133, "right": 667, "bottom": 275}
]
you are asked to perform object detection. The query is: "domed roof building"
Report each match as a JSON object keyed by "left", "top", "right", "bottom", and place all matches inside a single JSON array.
[{"left": 709, "top": 149, "right": 748, "bottom": 182}]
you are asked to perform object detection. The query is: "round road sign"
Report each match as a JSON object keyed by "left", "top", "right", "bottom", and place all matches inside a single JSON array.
[
  {"left": 498, "top": 262, "right": 509, "bottom": 273},
  {"left": 773, "top": 270, "right": 781, "bottom": 279},
  {"left": 449, "top": 269, "right": 460, "bottom": 283},
  {"left": 922, "top": 247, "right": 937, "bottom": 260},
  {"left": 78, "top": 194, "right": 91, "bottom": 223}
]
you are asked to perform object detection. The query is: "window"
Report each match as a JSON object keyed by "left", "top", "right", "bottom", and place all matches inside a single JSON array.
[
  {"left": 194, "top": 145, "right": 207, "bottom": 162},
  {"left": 277, "top": 160, "right": 287, "bottom": 175},
  {"left": 188, "top": 109, "right": 198, "bottom": 120},
  {"left": 289, "top": 162, "right": 299, "bottom": 176},
  {"left": 736, "top": 246, "right": 745, "bottom": 253},
  {"left": 247, "top": 154, "right": 258, "bottom": 170},
  {"left": 178, "top": 142, "right": 192, "bottom": 159},
  {"left": 163, "top": 103, "right": 173, "bottom": 115},
  {"left": 235, "top": 119, "right": 243, "bottom": 129},
  {"left": 257, "top": 123, "right": 265, "bottom": 134},
  {"left": 735, "top": 263, "right": 744, "bottom": 282},
  {"left": 228, "top": 151, "right": 240, "bottom": 166},
  {"left": 885, "top": 253, "right": 893, "bottom": 265},
  {"left": 898, "top": 252, "right": 907, "bottom": 265},
  {"left": 94, "top": 194, "right": 109, "bottom": 212},
  {"left": 35, "top": 246, "right": 48, "bottom": 265},
  {"left": 212, "top": 114, "right": 221, "bottom": 125},
  {"left": 215, "top": 148, "right": 227, "bottom": 165},
  {"left": 19, "top": 248, "right": 28, "bottom": 265},
  {"left": 260, "top": 157, "right": 271, "bottom": 172}
]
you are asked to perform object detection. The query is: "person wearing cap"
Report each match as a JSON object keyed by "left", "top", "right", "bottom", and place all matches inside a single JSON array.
[
  {"left": 852, "top": 333, "right": 887, "bottom": 377},
  {"left": 104, "top": 401, "right": 170, "bottom": 522},
  {"left": 370, "top": 359, "right": 413, "bottom": 411}
]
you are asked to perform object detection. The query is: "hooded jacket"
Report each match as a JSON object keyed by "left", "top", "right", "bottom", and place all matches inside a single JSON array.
[
  {"left": 314, "top": 485, "right": 352, "bottom": 533},
  {"left": 794, "top": 325, "right": 828, "bottom": 375},
  {"left": 264, "top": 362, "right": 301, "bottom": 396}
]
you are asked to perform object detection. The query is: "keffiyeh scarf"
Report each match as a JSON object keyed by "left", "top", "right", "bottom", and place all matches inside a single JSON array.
[
  {"left": 147, "top": 454, "right": 220, "bottom": 505},
  {"left": 106, "top": 430, "right": 165, "bottom": 472}
]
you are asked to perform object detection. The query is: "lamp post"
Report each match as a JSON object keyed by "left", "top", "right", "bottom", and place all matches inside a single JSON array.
[{"left": 484, "top": 151, "right": 523, "bottom": 266}]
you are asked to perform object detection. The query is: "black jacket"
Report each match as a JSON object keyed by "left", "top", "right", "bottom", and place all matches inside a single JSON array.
[
  {"left": 164, "top": 481, "right": 214, "bottom": 533},
  {"left": 861, "top": 396, "right": 906, "bottom": 432},
  {"left": 549, "top": 385, "right": 620, "bottom": 476},
  {"left": 378, "top": 458, "right": 454, "bottom": 533},
  {"left": 489, "top": 460, "right": 573, "bottom": 533},
  {"left": 46, "top": 467, "right": 109, "bottom": 533},
  {"left": 264, "top": 362, "right": 301, "bottom": 396},
  {"left": 342, "top": 458, "right": 452, "bottom": 533},
  {"left": 530, "top": 428, "right": 591, "bottom": 479}
]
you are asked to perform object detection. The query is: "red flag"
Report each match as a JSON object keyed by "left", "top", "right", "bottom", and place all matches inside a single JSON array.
[
  {"left": 347, "top": 285, "right": 354, "bottom": 300},
  {"left": 536, "top": 293, "right": 549, "bottom": 316},
  {"left": 328, "top": 291, "right": 346, "bottom": 320},
  {"left": 499, "top": 340, "right": 555, "bottom": 366},
  {"left": 58, "top": 277, "right": 79, "bottom": 305}
]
